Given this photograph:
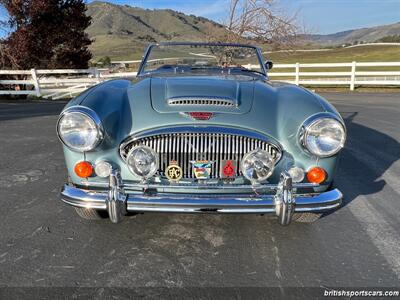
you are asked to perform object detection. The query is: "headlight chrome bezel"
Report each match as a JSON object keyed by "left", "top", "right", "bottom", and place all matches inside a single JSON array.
[
  {"left": 300, "top": 113, "right": 346, "bottom": 158},
  {"left": 57, "top": 106, "right": 104, "bottom": 152}
]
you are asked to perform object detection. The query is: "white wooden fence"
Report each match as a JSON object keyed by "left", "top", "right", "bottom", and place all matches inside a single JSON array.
[
  {"left": 0, "top": 61, "right": 399, "bottom": 99},
  {"left": 267, "top": 61, "right": 400, "bottom": 90},
  {"left": 0, "top": 68, "right": 134, "bottom": 99},
  {"left": 0, "top": 69, "right": 97, "bottom": 98}
]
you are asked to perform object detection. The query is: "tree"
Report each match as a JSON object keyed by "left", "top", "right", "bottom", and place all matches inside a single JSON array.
[
  {"left": 208, "top": 0, "right": 300, "bottom": 48},
  {"left": 97, "top": 56, "right": 112, "bottom": 67},
  {"left": 376, "top": 35, "right": 400, "bottom": 43},
  {"left": 0, "top": 0, "right": 92, "bottom": 69}
]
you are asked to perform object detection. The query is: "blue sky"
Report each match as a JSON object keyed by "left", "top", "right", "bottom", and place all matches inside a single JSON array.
[{"left": 1, "top": 0, "right": 400, "bottom": 35}]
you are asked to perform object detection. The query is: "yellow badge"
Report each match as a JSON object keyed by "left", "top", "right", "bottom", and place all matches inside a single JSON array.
[{"left": 166, "top": 161, "right": 183, "bottom": 182}]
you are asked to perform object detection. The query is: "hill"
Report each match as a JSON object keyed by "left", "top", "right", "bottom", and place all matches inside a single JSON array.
[
  {"left": 86, "top": 2, "right": 400, "bottom": 61},
  {"left": 87, "top": 1, "right": 227, "bottom": 60},
  {"left": 308, "top": 22, "right": 400, "bottom": 45}
]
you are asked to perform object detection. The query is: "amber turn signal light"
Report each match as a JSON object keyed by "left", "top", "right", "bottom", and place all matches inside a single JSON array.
[
  {"left": 307, "top": 167, "right": 326, "bottom": 184},
  {"left": 74, "top": 161, "right": 93, "bottom": 178}
]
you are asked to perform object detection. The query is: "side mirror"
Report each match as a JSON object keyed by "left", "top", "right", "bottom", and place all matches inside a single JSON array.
[{"left": 265, "top": 61, "right": 273, "bottom": 70}]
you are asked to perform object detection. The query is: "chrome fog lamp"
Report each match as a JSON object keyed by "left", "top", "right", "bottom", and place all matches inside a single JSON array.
[
  {"left": 126, "top": 145, "right": 158, "bottom": 179},
  {"left": 287, "top": 167, "right": 305, "bottom": 183},
  {"left": 301, "top": 116, "right": 346, "bottom": 157},
  {"left": 241, "top": 149, "right": 275, "bottom": 183},
  {"left": 57, "top": 107, "right": 103, "bottom": 152}
]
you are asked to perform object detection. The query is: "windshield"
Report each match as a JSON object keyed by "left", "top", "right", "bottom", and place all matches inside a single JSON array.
[{"left": 139, "top": 43, "right": 265, "bottom": 76}]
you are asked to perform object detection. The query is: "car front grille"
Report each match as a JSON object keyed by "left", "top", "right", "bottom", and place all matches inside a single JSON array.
[{"left": 120, "top": 132, "right": 281, "bottom": 179}]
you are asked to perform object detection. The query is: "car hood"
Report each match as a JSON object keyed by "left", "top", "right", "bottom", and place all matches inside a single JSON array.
[
  {"left": 76, "top": 78, "right": 341, "bottom": 184},
  {"left": 79, "top": 77, "right": 336, "bottom": 151},
  {"left": 80, "top": 77, "right": 330, "bottom": 144},
  {"left": 150, "top": 75, "right": 254, "bottom": 114}
]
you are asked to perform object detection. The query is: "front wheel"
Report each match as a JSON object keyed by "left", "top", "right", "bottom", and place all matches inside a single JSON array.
[
  {"left": 293, "top": 212, "right": 322, "bottom": 223},
  {"left": 74, "top": 207, "right": 108, "bottom": 220}
]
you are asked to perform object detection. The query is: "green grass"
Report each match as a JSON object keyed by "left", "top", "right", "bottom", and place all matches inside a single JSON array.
[
  {"left": 91, "top": 42, "right": 400, "bottom": 66},
  {"left": 90, "top": 35, "right": 148, "bottom": 61},
  {"left": 264, "top": 45, "right": 400, "bottom": 91},
  {"left": 267, "top": 45, "right": 400, "bottom": 73},
  {"left": 267, "top": 45, "right": 400, "bottom": 64},
  {"left": 265, "top": 45, "right": 400, "bottom": 78}
]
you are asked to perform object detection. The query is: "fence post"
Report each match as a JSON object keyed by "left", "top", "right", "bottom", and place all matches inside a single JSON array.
[
  {"left": 295, "top": 63, "right": 300, "bottom": 85},
  {"left": 350, "top": 61, "right": 356, "bottom": 91},
  {"left": 94, "top": 68, "right": 101, "bottom": 83},
  {"left": 31, "top": 68, "right": 41, "bottom": 97}
]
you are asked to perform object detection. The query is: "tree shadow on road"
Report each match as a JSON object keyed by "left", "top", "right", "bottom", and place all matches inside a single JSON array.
[{"left": 0, "top": 100, "right": 67, "bottom": 121}]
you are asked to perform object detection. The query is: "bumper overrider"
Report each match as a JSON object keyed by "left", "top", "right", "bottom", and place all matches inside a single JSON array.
[{"left": 60, "top": 169, "right": 342, "bottom": 226}]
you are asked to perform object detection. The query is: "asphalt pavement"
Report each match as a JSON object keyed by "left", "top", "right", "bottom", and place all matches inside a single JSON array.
[{"left": 0, "top": 93, "right": 399, "bottom": 298}]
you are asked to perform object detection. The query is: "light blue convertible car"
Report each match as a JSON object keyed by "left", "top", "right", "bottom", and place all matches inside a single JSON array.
[{"left": 58, "top": 42, "right": 346, "bottom": 225}]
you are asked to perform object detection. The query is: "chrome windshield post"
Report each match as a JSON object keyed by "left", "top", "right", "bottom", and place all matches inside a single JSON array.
[
  {"left": 106, "top": 169, "right": 127, "bottom": 223},
  {"left": 275, "top": 172, "right": 294, "bottom": 225}
]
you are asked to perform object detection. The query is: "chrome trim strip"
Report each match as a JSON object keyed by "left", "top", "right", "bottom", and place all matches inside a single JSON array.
[
  {"left": 126, "top": 189, "right": 341, "bottom": 212},
  {"left": 256, "top": 46, "right": 268, "bottom": 76},
  {"left": 79, "top": 180, "right": 319, "bottom": 189},
  {"left": 167, "top": 96, "right": 236, "bottom": 107}
]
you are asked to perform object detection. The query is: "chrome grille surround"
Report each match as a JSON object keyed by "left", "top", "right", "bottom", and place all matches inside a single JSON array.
[
  {"left": 167, "top": 96, "right": 236, "bottom": 107},
  {"left": 119, "top": 127, "right": 282, "bottom": 179}
]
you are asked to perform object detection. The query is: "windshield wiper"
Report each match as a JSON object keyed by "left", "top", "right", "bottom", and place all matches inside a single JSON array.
[
  {"left": 188, "top": 66, "right": 265, "bottom": 77},
  {"left": 190, "top": 66, "right": 218, "bottom": 70},
  {"left": 235, "top": 68, "right": 265, "bottom": 76}
]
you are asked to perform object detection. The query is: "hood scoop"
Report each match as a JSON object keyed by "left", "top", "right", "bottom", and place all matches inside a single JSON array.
[
  {"left": 167, "top": 96, "right": 236, "bottom": 107},
  {"left": 150, "top": 76, "right": 254, "bottom": 114}
]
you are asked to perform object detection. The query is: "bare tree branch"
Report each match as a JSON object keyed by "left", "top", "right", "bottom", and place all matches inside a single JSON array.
[{"left": 211, "top": 0, "right": 302, "bottom": 49}]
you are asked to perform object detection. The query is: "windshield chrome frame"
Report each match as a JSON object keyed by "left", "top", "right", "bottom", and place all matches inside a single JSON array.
[{"left": 137, "top": 42, "right": 268, "bottom": 77}]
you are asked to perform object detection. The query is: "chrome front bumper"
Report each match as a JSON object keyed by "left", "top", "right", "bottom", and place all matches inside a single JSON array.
[{"left": 60, "top": 171, "right": 342, "bottom": 225}]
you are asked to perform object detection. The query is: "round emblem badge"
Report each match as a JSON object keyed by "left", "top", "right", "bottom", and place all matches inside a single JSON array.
[{"left": 166, "top": 162, "right": 183, "bottom": 182}]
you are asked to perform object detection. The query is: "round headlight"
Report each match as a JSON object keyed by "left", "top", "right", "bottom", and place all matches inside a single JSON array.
[
  {"left": 57, "top": 109, "right": 103, "bottom": 152},
  {"left": 126, "top": 145, "right": 158, "bottom": 179},
  {"left": 241, "top": 149, "right": 275, "bottom": 183},
  {"left": 302, "top": 117, "right": 346, "bottom": 157}
]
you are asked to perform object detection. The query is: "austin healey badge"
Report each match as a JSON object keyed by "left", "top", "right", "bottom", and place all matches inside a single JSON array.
[
  {"left": 166, "top": 161, "right": 183, "bottom": 182},
  {"left": 191, "top": 160, "right": 213, "bottom": 179}
]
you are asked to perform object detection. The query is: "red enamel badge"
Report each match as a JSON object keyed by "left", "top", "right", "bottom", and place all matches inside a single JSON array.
[
  {"left": 221, "top": 160, "right": 236, "bottom": 178},
  {"left": 188, "top": 112, "right": 213, "bottom": 120}
]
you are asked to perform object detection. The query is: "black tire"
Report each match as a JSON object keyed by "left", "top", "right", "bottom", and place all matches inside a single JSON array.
[
  {"left": 74, "top": 207, "right": 108, "bottom": 220},
  {"left": 293, "top": 212, "right": 322, "bottom": 223}
]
